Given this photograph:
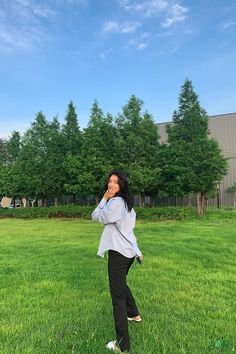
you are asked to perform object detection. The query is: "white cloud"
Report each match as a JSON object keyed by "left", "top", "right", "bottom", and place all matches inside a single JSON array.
[
  {"left": 103, "top": 21, "right": 120, "bottom": 33},
  {"left": 0, "top": 0, "right": 84, "bottom": 53},
  {"left": 32, "top": 4, "right": 58, "bottom": 18},
  {"left": 218, "top": 19, "right": 236, "bottom": 31},
  {"left": 137, "top": 42, "right": 147, "bottom": 50},
  {"left": 128, "top": 36, "right": 148, "bottom": 50},
  {"left": 57, "top": 0, "right": 89, "bottom": 6},
  {"left": 119, "top": 0, "right": 168, "bottom": 17},
  {"left": 0, "top": 2, "right": 46, "bottom": 53},
  {"left": 102, "top": 20, "right": 140, "bottom": 34},
  {"left": 98, "top": 47, "right": 113, "bottom": 59},
  {"left": 161, "top": 3, "right": 188, "bottom": 28},
  {"left": 0, "top": 22, "right": 43, "bottom": 53},
  {"left": 121, "top": 22, "right": 141, "bottom": 33},
  {"left": 119, "top": 1, "right": 189, "bottom": 32},
  {"left": 12, "top": 0, "right": 58, "bottom": 19}
]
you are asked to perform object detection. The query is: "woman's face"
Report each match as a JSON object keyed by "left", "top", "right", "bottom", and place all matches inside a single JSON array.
[{"left": 108, "top": 174, "right": 120, "bottom": 194}]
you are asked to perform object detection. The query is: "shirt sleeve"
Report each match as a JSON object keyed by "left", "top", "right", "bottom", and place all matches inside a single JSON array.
[{"left": 91, "top": 197, "right": 124, "bottom": 224}]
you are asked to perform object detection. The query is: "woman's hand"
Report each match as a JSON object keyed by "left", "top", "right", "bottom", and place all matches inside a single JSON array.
[{"left": 103, "top": 188, "right": 116, "bottom": 201}]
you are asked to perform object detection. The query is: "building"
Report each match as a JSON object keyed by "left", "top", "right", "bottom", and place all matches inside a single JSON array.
[{"left": 157, "top": 112, "right": 236, "bottom": 206}]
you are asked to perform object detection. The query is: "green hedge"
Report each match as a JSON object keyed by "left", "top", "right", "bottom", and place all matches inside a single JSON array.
[
  {"left": 0, "top": 205, "right": 235, "bottom": 221},
  {"left": 0, "top": 205, "right": 198, "bottom": 221},
  {"left": 0, "top": 205, "right": 94, "bottom": 219}
]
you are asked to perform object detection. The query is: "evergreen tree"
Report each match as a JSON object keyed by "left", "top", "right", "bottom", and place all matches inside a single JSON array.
[
  {"left": 0, "top": 138, "right": 8, "bottom": 164},
  {"left": 166, "top": 79, "right": 227, "bottom": 215},
  {"left": 0, "top": 132, "right": 22, "bottom": 204},
  {"left": 17, "top": 112, "right": 51, "bottom": 206},
  {"left": 62, "top": 101, "right": 82, "bottom": 204},
  {"left": 7, "top": 131, "right": 21, "bottom": 163},
  {"left": 62, "top": 101, "right": 82, "bottom": 155},
  {"left": 115, "top": 95, "right": 160, "bottom": 206},
  {"left": 44, "top": 117, "right": 66, "bottom": 205},
  {"left": 65, "top": 100, "right": 116, "bottom": 203},
  {"left": 0, "top": 139, "right": 7, "bottom": 197}
]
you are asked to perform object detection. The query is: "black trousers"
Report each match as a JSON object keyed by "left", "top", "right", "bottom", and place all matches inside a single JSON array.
[{"left": 108, "top": 250, "right": 139, "bottom": 352}]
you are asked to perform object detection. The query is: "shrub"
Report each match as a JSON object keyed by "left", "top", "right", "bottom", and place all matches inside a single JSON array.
[{"left": 0, "top": 205, "right": 235, "bottom": 221}]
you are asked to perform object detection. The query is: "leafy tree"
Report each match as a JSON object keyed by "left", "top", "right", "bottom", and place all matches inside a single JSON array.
[
  {"left": 62, "top": 101, "right": 82, "bottom": 204},
  {"left": 80, "top": 101, "right": 116, "bottom": 202},
  {"left": 62, "top": 101, "right": 82, "bottom": 155},
  {"left": 115, "top": 95, "right": 160, "bottom": 206},
  {"left": 7, "top": 131, "right": 21, "bottom": 163},
  {"left": 0, "top": 133, "right": 22, "bottom": 204},
  {"left": 65, "top": 101, "right": 116, "bottom": 203},
  {"left": 0, "top": 138, "right": 8, "bottom": 164},
  {"left": 158, "top": 142, "right": 188, "bottom": 201},
  {"left": 166, "top": 79, "right": 227, "bottom": 215},
  {"left": 44, "top": 117, "right": 66, "bottom": 205},
  {"left": 17, "top": 112, "right": 52, "bottom": 206},
  {"left": 0, "top": 139, "right": 7, "bottom": 198}
]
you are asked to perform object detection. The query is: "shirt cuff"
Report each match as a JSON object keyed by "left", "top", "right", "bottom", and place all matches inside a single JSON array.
[{"left": 98, "top": 198, "right": 107, "bottom": 208}]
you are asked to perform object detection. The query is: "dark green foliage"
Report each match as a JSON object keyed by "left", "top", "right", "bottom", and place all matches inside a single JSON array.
[
  {"left": 164, "top": 79, "right": 227, "bottom": 214},
  {"left": 1, "top": 205, "right": 236, "bottom": 221},
  {"left": 0, "top": 138, "right": 8, "bottom": 164},
  {"left": 62, "top": 102, "right": 82, "bottom": 203},
  {"left": 6, "top": 131, "right": 21, "bottom": 163},
  {"left": 0, "top": 87, "right": 228, "bottom": 210},
  {"left": 62, "top": 101, "right": 82, "bottom": 155},
  {"left": 0, "top": 205, "right": 94, "bottom": 219},
  {"left": 74, "top": 101, "right": 117, "bottom": 199},
  {"left": 0, "top": 204, "right": 187, "bottom": 220},
  {"left": 115, "top": 95, "right": 161, "bottom": 206}
]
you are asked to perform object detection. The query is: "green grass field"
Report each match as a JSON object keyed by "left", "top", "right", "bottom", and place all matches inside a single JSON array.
[{"left": 0, "top": 218, "right": 235, "bottom": 354}]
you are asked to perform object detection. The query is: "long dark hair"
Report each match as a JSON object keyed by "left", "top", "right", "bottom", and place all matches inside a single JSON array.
[{"left": 106, "top": 170, "right": 133, "bottom": 212}]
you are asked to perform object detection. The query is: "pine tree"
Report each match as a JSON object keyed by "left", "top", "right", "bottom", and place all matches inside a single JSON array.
[
  {"left": 18, "top": 112, "right": 51, "bottom": 206},
  {"left": 62, "top": 101, "right": 82, "bottom": 155},
  {"left": 82, "top": 101, "right": 116, "bottom": 202},
  {"left": 115, "top": 95, "right": 160, "bottom": 206},
  {"left": 64, "top": 100, "right": 116, "bottom": 203},
  {"left": 7, "top": 131, "right": 21, "bottom": 163},
  {"left": 166, "top": 79, "right": 227, "bottom": 215}
]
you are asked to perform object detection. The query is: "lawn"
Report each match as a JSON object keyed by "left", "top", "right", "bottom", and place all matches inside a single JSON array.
[{"left": 0, "top": 218, "right": 235, "bottom": 354}]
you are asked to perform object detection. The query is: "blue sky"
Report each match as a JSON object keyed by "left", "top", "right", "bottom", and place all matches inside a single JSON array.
[{"left": 0, "top": 0, "right": 236, "bottom": 139}]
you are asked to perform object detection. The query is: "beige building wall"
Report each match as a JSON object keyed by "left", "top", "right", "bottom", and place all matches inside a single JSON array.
[{"left": 157, "top": 112, "right": 236, "bottom": 206}]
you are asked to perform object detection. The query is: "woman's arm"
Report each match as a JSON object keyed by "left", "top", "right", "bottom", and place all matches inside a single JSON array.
[{"left": 91, "top": 197, "right": 124, "bottom": 224}]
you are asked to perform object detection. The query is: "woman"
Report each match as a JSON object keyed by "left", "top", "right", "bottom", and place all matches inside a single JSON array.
[{"left": 92, "top": 170, "right": 143, "bottom": 353}]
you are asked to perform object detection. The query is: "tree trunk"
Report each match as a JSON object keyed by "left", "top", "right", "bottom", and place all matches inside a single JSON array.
[
  {"left": 187, "top": 193, "right": 192, "bottom": 207},
  {"left": 41, "top": 196, "right": 46, "bottom": 207},
  {"left": 96, "top": 196, "right": 99, "bottom": 205},
  {"left": 197, "top": 192, "right": 204, "bottom": 216},
  {"left": 54, "top": 197, "right": 58, "bottom": 206},
  {"left": 150, "top": 196, "right": 156, "bottom": 207},
  {"left": 234, "top": 193, "right": 236, "bottom": 208},
  {"left": 72, "top": 193, "right": 76, "bottom": 205},
  {"left": 141, "top": 193, "right": 145, "bottom": 207},
  {"left": 138, "top": 192, "right": 142, "bottom": 207}
]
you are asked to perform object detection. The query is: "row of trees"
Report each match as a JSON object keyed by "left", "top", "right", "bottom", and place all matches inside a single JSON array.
[{"left": 0, "top": 79, "right": 227, "bottom": 214}]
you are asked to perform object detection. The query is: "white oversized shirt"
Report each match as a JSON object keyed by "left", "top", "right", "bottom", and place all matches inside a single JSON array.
[{"left": 92, "top": 196, "right": 142, "bottom": 258}]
